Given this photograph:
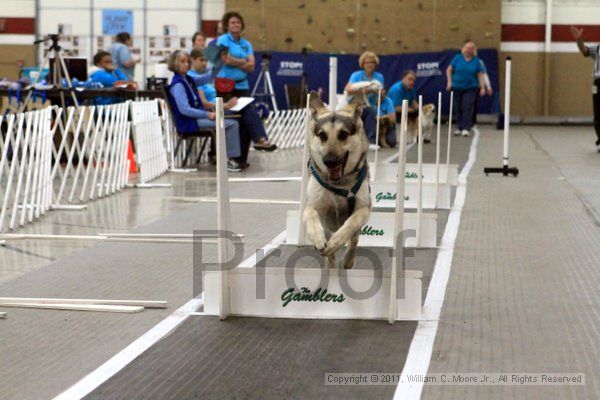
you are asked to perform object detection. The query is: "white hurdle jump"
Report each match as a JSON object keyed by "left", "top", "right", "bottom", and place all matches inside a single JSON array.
[
  {"left": 203, "top": 96, "right": 423, "bottom": 323},
  {"left": 0, "top": 108, "right": 53, "bottom": 232},
  {"left": 369, "top": 92, "right": 457, "bottom": 211}
]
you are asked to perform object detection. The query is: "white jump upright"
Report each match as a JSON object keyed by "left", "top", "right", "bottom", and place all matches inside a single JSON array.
[
  {"left": 203, "top": 97, "right": 422, "bottom": 323},
  {"left": 0, "top": 108, "right": 53, "bottom": 232},
  {"left": 328, "top": 57, "right": 338, "bottom": 110},
  {"left": 416, "top": 95, "right": 423, "bottom": 248},
  {"left": 435, "top": 92, "right": 442, "bottom": 209},
  {"left": 484, "top": 57, "right": 519, "bottom": 176},
  {"left": 130, "top": 99, "right": 171, "bottom": 187}
]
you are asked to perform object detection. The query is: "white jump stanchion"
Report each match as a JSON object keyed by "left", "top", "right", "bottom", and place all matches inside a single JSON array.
[
  {"left": 373, "top": 89, "right": 382, "bottom": 181},
  {"left": 434, "top": 92, "right": 442, "bottom": 209},
  {"left": 297, "top": 94, "right": 311, "bottom": 247},
  {"left": 389, "top": 100, "right": 408, "bottom": 324},
  {"left": 484, "top": 57, "right": 519, "bottom": 176},
  {"left": 328, "top": 57, "right": 338, "bottom": 110},
  {"left": 416, "top": 95, "right": 423, "bottom": 248},
  {"left": 215, "top": 97, "right": 232, "bottom": 320},
  {"left": 0, "top": 114, "right": 24, "bottom": 231}
]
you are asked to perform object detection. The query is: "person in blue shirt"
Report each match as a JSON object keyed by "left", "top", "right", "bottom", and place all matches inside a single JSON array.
[
  {"left": 344, "top": 51, "right": 384, "bottom": 144},
  {"left": 446, "top": 40, "right": 486, "bottom": 137},
  {"left": 377, "top": 90, "right": 397, "bottom": 148},
  {"left": 388, "top": 70, "right": 418, "bottom": 117},
  {"left": 108, "top": 32, "right": 140, "bottom": 82},
  {"left": 89, "top": 50, "right": 131, "bottom": 105},
  {"left": 166, "top": 50, "right": 248, "bottom": 172},
  {"left": 216, "top": 11, "right": 276, "bottom": 151}
]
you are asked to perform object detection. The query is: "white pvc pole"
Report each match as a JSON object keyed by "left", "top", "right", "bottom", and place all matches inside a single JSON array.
[
  {"left": 0, "top": 114, "right": 25, "bottom": 231},
  {"left": 80, "top": 106, "right": 106, "bottom": 202},
  {"left": 19, "top": 110, "right": 40, "bottom": 226},
  {"left": 389, "top": 99, "right": 408, "bottom": 324},
  {"left": 434, "top": 92, "right": 442, "bottom": 209},
  {"left": 298, "top": 94, "right": 311, "bottom": 246},
  {"left": 215, "top": 97, "right": 231, "bottom": 320},
  {"left": 328, "top": 57, "right": 338, "bottom": 110},
  {"left": 373, "top": 89, "right": 382, "bottom": 181},
  {"left": 416, "top": 96, "right": 423, "bottom": 248},
  {"left": 68, "top": 107, "right": 95, "bottom": 202},
  {"left": 446, "top": 91, "right": 453, "bottom": 183},
  {"left": 503, "top": 58, "right": 512, "bottom": 167}
]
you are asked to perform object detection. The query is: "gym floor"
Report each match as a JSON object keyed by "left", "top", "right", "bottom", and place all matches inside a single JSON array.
[{"left": 0, "top": 125, "right": 598, "bottom": 400}]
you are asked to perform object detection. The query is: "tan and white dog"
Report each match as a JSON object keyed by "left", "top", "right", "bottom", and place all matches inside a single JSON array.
[
  {"left": 407, "top": 103, "right": 435, "bottom": 143},
  {"left": 303, "top": 91, "right": 372, "bottom": 269}
]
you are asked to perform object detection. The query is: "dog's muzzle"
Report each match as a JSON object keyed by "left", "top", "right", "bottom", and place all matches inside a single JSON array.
[{"left": 322, "top": 152, "right": 349, "bottom": 181}]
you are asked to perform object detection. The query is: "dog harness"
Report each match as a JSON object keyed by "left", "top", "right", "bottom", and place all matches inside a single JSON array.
[{"left": 308, "top": 160, "right": 368, "bottom": 214}]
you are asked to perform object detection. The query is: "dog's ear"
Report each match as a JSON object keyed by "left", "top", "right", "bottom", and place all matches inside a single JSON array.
[
  {"left": 308, "top": 91, "right": 326, "bottom": 118},
  {"left": 345, "top": 102, "right": 364, "bottom": 121}
]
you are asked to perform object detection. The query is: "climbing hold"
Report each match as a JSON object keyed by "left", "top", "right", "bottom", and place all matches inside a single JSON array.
[
  {"left": 380, "top": 37, "right": 387, "bottom": 43},
  {"left": 417, "top": 3, "right": 423, "bottom": 10},
  {"left": 298, "top": 3, "right": 305, "bottom": 9},
  {"left": 347, "top": 28, "right": 356, "bottom": 37},
  {"left": 307, "top": 15, "right": 313, "bottom": 24},
  {"left": 305, "top": 43, "right": 313, "bottom": 51},
  {"left": 449, "top": 23, "right": 460, "bottom": 31},
  {"left": 485, "top": 31, "right": 493, "bottom": 38},
  {"left": 285, "top": 37, "right": 294, "bottom": 43}
]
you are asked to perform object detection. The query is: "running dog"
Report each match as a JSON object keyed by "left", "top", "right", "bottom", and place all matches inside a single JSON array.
[
  {"left": 303, "top": 91, "right": 371, "bottom": 269},
  {"left": 407, "top": 103, "right": 435, "bottom": 143}
]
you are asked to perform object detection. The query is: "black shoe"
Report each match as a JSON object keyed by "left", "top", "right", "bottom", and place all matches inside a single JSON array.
[
  {"left": 227, "top": 159, "right": 243, "bottom": 172},
  {"left": 423, "top": 137, "right": 431, "bottom": 144},
  {"left": 253, "top": 141, "right": 277, "bottom": 152}
]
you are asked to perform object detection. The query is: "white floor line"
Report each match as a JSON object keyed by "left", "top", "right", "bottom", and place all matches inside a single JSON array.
[
  {"left": 393, "top": 130, "right": 480, "bottom": 400},
  {"left": 384, "top": 141, "right": 416, "bottom": 163},
  {"left": 52, "top": 298, "right": 203, "bottom": 400},
  {"left": 52, "top": 230, "right": 287, "bottom": 400}
]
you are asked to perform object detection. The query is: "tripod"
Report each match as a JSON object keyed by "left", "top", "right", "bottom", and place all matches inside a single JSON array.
[
  {"left": 20, "top": 34, "right": 79, "bottom": 112},
  {"left": 251, "top": 54, "right": 278, "bottom": 112}
]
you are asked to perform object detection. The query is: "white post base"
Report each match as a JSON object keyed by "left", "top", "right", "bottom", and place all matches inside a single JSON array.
[
  {"left": 203, "top": 267, "right": 422, "bottom": 321},
  {"left": 51, "top": 204, "right": 88, "bottom": 211},
  {"left": 133, "top": 183, "right": 172, "bottom": 188},
  {"left": 286, "top": 210, "right": 437, "bottom": 248},
  {"left": 169, "top": 168, "right": 198, "bottom": 173}
]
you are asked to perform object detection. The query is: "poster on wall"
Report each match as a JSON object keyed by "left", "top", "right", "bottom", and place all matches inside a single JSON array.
[{"left": 102, "top": 9, "right": 133, "bottom": 35}]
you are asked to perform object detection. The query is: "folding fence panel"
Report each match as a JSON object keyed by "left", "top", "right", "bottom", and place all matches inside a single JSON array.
[
  {"left": 265, "top": 109, "right": 308, "bottom": 149},
  {"left": 0, "top": 108, "right": 53, "bottom": 232},
  {"left": 130, "top": 100, "right": 169, "bottom": 184}
]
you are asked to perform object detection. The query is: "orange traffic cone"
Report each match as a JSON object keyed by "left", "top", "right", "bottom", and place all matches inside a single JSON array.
[{"left": 127, "top": 140, "right": 137, "bottom": 173}]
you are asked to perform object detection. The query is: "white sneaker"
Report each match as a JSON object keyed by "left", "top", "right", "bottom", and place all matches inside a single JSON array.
[
  {"left": 461, "top": 129, "right": 470, "bottom": 137},
  {"left": 453, "top": 129, "right": 461, "bottom": 136}
]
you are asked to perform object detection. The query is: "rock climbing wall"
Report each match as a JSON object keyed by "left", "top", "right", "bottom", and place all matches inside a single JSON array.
[{"left": 226, "top": 0, "right": 501, "bottom": 54}]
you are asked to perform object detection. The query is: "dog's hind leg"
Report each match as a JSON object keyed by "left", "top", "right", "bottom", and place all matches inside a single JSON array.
[
  {"left": 342, "top": 231, "right": 359, "bottom": 269},
  {"left": 303, "top": 207, "right": 327, "bottom": 253}
]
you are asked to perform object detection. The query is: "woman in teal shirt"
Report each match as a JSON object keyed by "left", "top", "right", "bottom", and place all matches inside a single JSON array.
[
  {"left": 344, "top": 51, "right": 384, "bottom": 144},
  {"left": 446, "top": 41, "right": 485, "bottom": 137},
  {"left": 215, "top": 11, "right": 276, "bottom": 151}
]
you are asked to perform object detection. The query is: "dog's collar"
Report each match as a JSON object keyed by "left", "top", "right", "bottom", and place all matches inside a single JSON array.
[{"left": 308, "top": 158, "right": 368, "bottom": 214}]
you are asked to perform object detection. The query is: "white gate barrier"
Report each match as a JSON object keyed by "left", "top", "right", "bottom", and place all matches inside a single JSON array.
[
  {"left": 0, "top": 108, "right": 53, "bottom": 232},
  {"left": 52, "top": 102, "right": 130, "bottom": 207},
  {"left": 265, "top": 109, "right": 308, "bottom": 149},
  {"left": 130, "top": 99, "right": 169, "bottom": 185}
]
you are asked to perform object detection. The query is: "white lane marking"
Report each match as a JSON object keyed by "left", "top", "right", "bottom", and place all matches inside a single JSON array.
[
  {"left": 52, "top": 230, "right": 288, "bottom": 400},
  {"left": 52, "top": 298, "right": 202, "bottom": 400},
  {"left": 384, "top": 141, "right": 416, "bottom": 163},
  {"left": 394, "top": 130, "right": 479, "bottom": 399}
]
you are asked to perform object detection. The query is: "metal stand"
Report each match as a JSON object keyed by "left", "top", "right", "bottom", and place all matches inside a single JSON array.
[
  {"left": 20, "top": 34, "right": 79, "bottom": 112},
  {"left": 484, "top": 57, "right": 519, "bottom": 177},
  {"left": 251, "top": 54, "right": 278, "bottom": 112}
]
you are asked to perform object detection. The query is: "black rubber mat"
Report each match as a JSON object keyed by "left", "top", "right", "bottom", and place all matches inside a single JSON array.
[{"left": 85, "top": 316, "right": 416, "bottom": 400}]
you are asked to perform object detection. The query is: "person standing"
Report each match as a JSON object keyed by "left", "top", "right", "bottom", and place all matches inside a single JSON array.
[
  {"left": 108, "top": 32, "right": 140, "bottom": 82},
  {"left": 446, "top": 41, "right": 486, "bottom": 137},
  {"left": 571, "top": 26, "right": 600, "bottom": 152},
  {"left": 216, "top": 11, "right": 276, "bottom": 151}
]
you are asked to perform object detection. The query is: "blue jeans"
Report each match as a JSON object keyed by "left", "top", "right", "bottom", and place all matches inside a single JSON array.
[
  {"left": 384, "top": 124, "right": 397, "bottom": 147},
  {"left": 454, "top": 88, "right": 478, "bottom": 131},
  {"left": 361, "top": 106, "right": 378, "bottom": 143},
  {"left": 196, "top": 118, "right": 241, "bottom": 159},
  {"left": 232, "top": 89, "right": 269, "bottom": 143}
]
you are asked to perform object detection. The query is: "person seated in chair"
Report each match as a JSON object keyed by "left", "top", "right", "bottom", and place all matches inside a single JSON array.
[
  {"left": 89, "top": 50, "right": 136, "bottom": 105},
  {"left": 166, "top": 50, "right": 249, "bottom": 172}
]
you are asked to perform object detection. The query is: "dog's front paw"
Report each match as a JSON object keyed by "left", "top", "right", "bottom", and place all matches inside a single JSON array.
[
  {"left": 323, "top": 236, "right": 344, "bottom": 257},
  {"left": 312, "top": 236, "right": 327, "bottom": 255}
]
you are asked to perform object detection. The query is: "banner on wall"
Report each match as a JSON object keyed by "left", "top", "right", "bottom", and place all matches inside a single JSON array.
[
  {"left": 102, "top": 9, "right": 133, "bottom": 35},
  {"left": 248, "top": 49, "right": 500, "bottom": 114}
]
